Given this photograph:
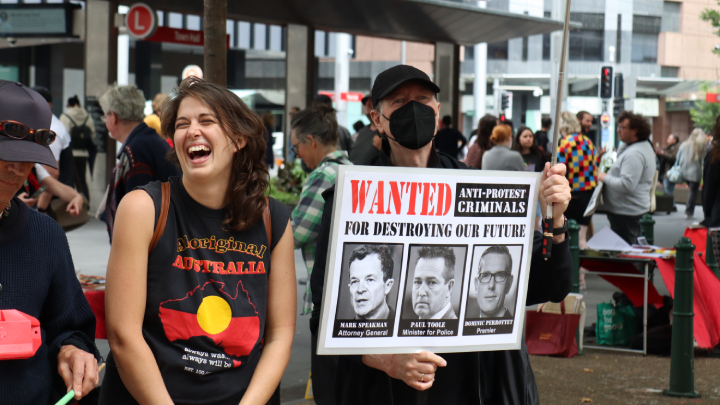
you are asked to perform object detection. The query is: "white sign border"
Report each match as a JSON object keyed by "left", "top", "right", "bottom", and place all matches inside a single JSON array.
[{"left": 317, "top": 165, "right": 541, "bottom": 355}]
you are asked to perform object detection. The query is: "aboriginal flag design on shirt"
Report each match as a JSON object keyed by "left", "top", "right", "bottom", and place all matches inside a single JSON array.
[{"left": 159, "top": 279, "right": 261, "bottom": 367}]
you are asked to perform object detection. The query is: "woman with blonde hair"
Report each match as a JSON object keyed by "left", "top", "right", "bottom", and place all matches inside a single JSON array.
[
  {"left": 144, "top": 93, "right": 170, "bottom": 143},
  {"left": 678, "top": 127, "right": 707, "bottom": 219},
  {"left": 100, "top": 78, "right": 296, "bottom": 405},
  {"left": 481, "top": 124, "right": 525, "bottom": 171}
]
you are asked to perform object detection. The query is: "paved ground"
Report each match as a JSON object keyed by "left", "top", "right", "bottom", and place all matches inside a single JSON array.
[{"left": 65, "top": 203, "right": 710, "bottom": 404}]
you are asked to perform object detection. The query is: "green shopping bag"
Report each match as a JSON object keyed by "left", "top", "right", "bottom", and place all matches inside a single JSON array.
[{"left": 595, "top": 302, "right": 637, "bottom": 346}]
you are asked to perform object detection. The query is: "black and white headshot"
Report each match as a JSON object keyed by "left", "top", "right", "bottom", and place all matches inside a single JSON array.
[
  {"left": 401, "top": 245, "right": 468, "bottom": 320},
  {"left": 335, "top": 243, "right": 403, "bottom": 320},
  {"left": 465, "top": 245, "right": 522, "bottom": 319}
]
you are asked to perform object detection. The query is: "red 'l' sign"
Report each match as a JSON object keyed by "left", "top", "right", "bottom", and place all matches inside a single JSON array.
[{"left": 126, "top": 3, "right": 157, "bottom": 39}]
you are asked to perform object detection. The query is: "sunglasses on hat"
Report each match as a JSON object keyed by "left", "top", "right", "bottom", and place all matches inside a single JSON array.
[{"left": 0, "top": 120, "right": 56, "bottom": 146}]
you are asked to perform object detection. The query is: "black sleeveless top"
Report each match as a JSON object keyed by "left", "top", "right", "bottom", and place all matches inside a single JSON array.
[{"left": 100, "top": 176, "right": 291, "bottom": 405}]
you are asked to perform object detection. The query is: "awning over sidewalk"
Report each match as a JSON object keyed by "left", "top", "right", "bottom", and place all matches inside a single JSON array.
[{"left": 130, "top": 0, "right": 578, "bottom": 45}]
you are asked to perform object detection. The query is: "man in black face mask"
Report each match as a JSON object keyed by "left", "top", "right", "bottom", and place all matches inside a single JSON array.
[{"left": 309, "top": 65, "right": 573, "bottom": 405}]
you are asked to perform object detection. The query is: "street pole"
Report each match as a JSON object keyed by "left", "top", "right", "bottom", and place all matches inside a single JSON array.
[
  {"left": 473, "top": 1, "right": 487, "bottom": 124},
  {"left": 569, "top": 219, "right": 581, "bottom": 293},
  {"left": 542, "top": 0, "right": 572, "bottom": 260},
  {"left": 705, "top": 231, "right": 720, "bottom": 280},
  {"left": 663, "top": 237, "right": 700, "bottom": 398},
  {"left": 568, "top": 219, "right": 584, "bottom": 354},
  {"left": 204, "top": 0, "right": 227, "bottom": 86},
  {"left": 639, "top": 214, "right": 655, "bottom": 246},
  {"left": 492, "top": 78, "right": 500, "bottom": 116},
  {"left": 335, "top": 33, "right": 350, "bottom": 130}
]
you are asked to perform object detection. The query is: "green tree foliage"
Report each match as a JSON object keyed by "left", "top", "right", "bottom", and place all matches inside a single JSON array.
[
  {"left": 690, "top": 82, "right": 720, "bottom": 132},
  {"left": 700, "top": 3, "right": 720, "bottom": 57},
  {"left": 692, "top": 4, "right": 720, "bottom": 131}
]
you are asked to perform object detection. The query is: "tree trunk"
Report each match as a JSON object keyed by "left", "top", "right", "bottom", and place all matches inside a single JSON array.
[{"left": 203, "top": 0, "right": 227, "bottom": 86}]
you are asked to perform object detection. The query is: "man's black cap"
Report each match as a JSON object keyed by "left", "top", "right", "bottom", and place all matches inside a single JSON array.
[
  {"left": 372, "top": 65, "right": 440, "bottom": 108},
  {"left": 0, "top": 80, "right": 57, "bottom": 169},
  {"left": 361, "top": 94, "right": 371, "bottom": 106}
]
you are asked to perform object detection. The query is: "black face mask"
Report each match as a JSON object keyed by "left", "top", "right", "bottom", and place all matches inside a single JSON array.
[{"left": 382, "top": 101, "right": 437, "bottom": 150}]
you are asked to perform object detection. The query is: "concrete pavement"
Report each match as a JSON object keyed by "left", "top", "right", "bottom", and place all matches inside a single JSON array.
[{"left": 65, "top": 202, "right": 704, "bottom": 404}]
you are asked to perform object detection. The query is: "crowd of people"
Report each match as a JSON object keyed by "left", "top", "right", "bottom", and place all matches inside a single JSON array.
[{"left": 3, "top": 60, "right": 720, "bottom": 405}]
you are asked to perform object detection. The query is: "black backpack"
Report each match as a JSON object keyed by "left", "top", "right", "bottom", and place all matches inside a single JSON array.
[{"left": 64, "top": 114, "right": 93, "bottom": 150}]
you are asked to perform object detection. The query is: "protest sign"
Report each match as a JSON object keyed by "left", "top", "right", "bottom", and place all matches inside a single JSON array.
[{"left": 317, "top": 166, "right": 541, "bottom": 355}]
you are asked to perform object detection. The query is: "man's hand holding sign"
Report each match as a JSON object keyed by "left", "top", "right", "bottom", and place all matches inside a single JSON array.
[
  {"left": 538, "top": 162, "right": 572, "bottom": 245},
  {"left": 310, "top": 65, "right": 573, "bottom": 404}
]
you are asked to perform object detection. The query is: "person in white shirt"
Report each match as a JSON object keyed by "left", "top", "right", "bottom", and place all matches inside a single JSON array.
[{"left": 23, "top": 87, "right": 83, "bottom": 215}]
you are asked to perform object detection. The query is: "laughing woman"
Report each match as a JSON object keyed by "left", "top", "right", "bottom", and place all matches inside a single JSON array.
[{"left": 100, "top": 78, "right": 296, "bottom": 405}]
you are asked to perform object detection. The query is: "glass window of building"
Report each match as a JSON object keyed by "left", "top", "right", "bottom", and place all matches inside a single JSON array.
[
  {"left": 662, "top": 2, "right": 681, "bottom": 32},
  {"left": 569, "top": 13, "right": 605, "bottom": 61},
  {"left": 487, "top": 41, "right": 509, "bottom": 60},
  {"left": 542, "top": 11, "right": 551, "bottom": 61},
  {"left": 632, "top": 15, "right": 660, "bottom": 63},
  {"left": 632, "top": 33, "right": 658, "bottom": 63}
]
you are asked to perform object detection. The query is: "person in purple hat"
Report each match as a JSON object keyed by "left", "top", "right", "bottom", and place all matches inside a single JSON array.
[{"left": 0, "top": 80, "right": 100, "bottom": 404}]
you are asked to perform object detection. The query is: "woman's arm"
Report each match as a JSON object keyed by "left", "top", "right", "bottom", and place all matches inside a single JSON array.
[
  {"left": 105, "top": 190, "right": 174, "bottom": 405},
  {"left": 239, "top": 221, "right": 296, "bottom": 405}
]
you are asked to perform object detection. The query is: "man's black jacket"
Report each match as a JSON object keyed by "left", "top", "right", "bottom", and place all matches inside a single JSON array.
[{"left": 310, "top": 146, "right": 573, "bottom": 405}]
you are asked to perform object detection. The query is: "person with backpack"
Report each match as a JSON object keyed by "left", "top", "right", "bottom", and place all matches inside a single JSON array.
[{"left": 61, "top": 95, "right": 95, "bottom": 201}]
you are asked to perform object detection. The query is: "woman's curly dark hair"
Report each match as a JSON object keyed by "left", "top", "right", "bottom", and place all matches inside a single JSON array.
[{"left": 160, "top": 77, "right": 269, "bottom": 232}]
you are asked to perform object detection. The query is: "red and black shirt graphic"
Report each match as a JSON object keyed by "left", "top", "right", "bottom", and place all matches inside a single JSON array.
[
  {"left": 159, "top": 279, "right": 261, "bottom": 368},
  {"left": 101, "top": 177, "right": 290, "bottom": 405}
]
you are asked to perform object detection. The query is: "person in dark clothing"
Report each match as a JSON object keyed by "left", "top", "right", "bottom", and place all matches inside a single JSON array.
[
  {"left": 62, "top": 95, "right": 96, "bottom": 201},
  {"left": 535, "top": 116, "right": 551, "bottom": 151},
  {"left": 513, "top": 126, "right": 550, "bottom": 172},
  {"left": 0, "top": 80, "right": 100, "bottom": 404},
  {"left": 349, "top": 95, "right": 381, "bottom": 165},
  {"left": 434, "top": 115, "right": 467, "bottom": 159},
  {"left": 702, "top": 115, "right": 720, "bottom": 262},
  {"left": 314, "top": 94, "right": 353, "bottom": 153},
  {"left": 99, "top": 85, "right": 181, "bottom": 241},
  {"left": 464, "top": 114, "right": 496, "bottom": 168},
  {"left": 262, "top": 113, "right": 276, "bottom": 168},
  {"left": 310, "top": 65, "right": 573, "bottom": 405}
]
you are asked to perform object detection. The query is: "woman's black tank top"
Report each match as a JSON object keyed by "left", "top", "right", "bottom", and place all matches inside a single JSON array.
[{"left": 100, "top": 176, "right": 290, "bottom": 405}]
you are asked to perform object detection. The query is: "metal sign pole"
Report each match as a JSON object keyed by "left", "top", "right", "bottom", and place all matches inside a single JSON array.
[{"left": 542, "top": 0, "right": 573, "bottom": 260}]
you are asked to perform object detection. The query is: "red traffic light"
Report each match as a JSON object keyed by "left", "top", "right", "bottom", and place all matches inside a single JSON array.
[{"left": 500, "top": 114, "right": 506, "bottom": 122}]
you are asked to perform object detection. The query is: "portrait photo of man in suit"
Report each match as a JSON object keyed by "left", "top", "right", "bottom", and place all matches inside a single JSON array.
[
  {"left": 403, "top": 246, "right": 466, "bottom": 319},
  {"left": 472, "top": 245, "right": 515, "bottom": 318},
  {"left": 346, "top": 244, "right": 396, "bottom": 320}
]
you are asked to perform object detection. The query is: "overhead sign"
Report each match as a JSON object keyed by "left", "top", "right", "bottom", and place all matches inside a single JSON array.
[
  {"left": 0, "top": 3, "right": 78, "bottom": 37},
  {"left": 125, "top": 3, "right": 157, "bottom": 39},
  {"left": 144, "top": 26, "right": 230, "bottom": 48},
  {"left": 318, "top": 91, "right": 365, "bottom": 102},
  {"left": 600, "top": 113, "right": 610, "bottom": 128},
  {"left": 706, "top": 93, "right": 720, "bottom": 103},
  {"left": 317, "top": 166, "right": 540, "bottom": 355},
  {"left": 182, "top": 65, "right": 203, "bottom": 80}
]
